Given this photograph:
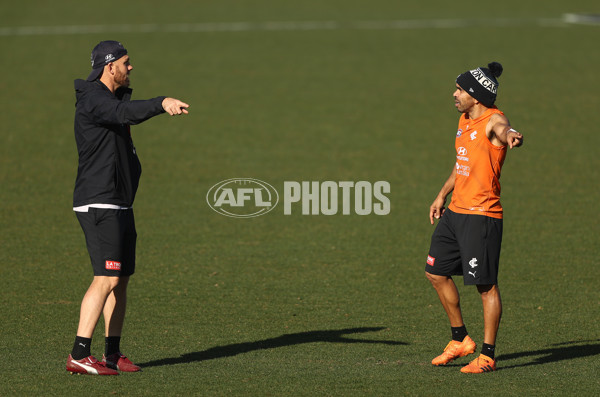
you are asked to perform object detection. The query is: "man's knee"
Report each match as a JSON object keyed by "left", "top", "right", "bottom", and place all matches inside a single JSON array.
[
  {"left": 477, "top": 284, "right": 502, "bottom": 305},
  {"left": 93, "top": 276, "right": 127, "bottom": 291},
  {"left": 112, "top": 276, "right": 129, "bottom": 293},
  {"left": 477, "top": 284, "right": 499, "bottom": 295},
  {"left": 426, "top": 271, "right": 448, "bottom": 286}
]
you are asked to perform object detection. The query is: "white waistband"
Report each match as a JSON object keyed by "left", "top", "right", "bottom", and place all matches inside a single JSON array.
[{"left": 73, "top": 204, "right": 131, "bottom": 212}]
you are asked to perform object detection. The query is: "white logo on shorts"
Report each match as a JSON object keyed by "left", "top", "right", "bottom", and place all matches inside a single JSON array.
[
  {"left": 469, "top": 258, "right": 478, "bottom": 268},
  {"left": 468, "top": 271, "right": 477, "bottom": 278}
]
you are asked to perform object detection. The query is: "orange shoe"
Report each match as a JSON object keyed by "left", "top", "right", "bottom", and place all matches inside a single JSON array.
[
  {"left": 431, "top": 335, "right": 476, "bottom": 366},
  {"left": 460, "top": 354, "right": 496, "bottom": 373}
]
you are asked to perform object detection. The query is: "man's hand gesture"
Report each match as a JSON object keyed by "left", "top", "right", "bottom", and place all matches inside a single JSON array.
[{"left": 162, "top": 97, "right": 189, "bottom": 116}]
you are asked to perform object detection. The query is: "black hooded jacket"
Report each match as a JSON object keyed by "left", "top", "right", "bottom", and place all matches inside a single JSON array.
[{"left": 73, "top": 79, "right": 165, "bottom": 207}]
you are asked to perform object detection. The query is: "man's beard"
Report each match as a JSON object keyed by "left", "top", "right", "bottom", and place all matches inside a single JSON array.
[{"left": 115, "top": 70, "right": 130, "bottom": 87}]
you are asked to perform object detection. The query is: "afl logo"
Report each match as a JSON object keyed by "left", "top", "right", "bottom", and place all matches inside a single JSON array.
[
  {"left": 456, "top": 129, "right": 463, "bottom": 137},
  {"left": 206, "top": 178, "right": 279, "bottom": 218},
  {"left": 457, "top": 147, "right": 468, "bottom": 156}
]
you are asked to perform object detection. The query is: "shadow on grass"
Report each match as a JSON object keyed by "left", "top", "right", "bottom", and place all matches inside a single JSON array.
[
  {"left": 497, "top": 339, "right": 600, "bottom": 370},
  {"left": 139, "top": 327, "right": 407, "bottom": 368}
]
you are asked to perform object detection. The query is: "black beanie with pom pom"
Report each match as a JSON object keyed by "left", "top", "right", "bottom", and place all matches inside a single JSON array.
[{"left": 456, "top": 62, "right": 503, "bottom": 107}]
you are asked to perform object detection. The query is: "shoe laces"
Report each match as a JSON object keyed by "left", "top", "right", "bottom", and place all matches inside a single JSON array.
[{"left": 443, "top": 340, "right": 461, "bottom": 355}]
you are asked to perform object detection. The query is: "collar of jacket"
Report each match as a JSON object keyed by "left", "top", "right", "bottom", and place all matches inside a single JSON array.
[
  {"left": 115, "top": 85, "right": 132, "bottom": 101},
  {"left": 93, "top": 79, "right": 133, "bottom": 101}
]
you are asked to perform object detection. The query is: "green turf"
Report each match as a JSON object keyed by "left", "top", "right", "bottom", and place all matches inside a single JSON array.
[{"left": 1, "top": 1, "right": 599, "bottom": 395}]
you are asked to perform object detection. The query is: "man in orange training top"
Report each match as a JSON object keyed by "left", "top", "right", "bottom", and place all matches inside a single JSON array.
[{"left": 425, "top": 62, "right": 523, "bottom": 373}]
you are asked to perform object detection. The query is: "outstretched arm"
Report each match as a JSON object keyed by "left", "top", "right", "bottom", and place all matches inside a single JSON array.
[
  {"left": 429, "top": 166, "right": 456, "bottom": 225},
  {"left": 85, "top": 95, "right": 167, "bottom": 125},
  {"left": 488, "top": 113, "right": 523, "bottom": 148}
]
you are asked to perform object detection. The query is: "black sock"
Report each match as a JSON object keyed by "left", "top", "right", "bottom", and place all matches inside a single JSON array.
[
  {"left": 451, "top": 325, "right": 468, "bottom": 342},
  {"left": 105, "top": 336, "right": 121, "bottom": 357},
  {"left": 481, "top": 343, "right": 495, "bottom": 359},
  {"left": 71, "top": 336, "right": 92, "bottom": 360}
]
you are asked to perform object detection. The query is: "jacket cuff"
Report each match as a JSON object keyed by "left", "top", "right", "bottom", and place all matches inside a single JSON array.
[{"left": 156, "top": 96, "right": 167, "bottom": 113}]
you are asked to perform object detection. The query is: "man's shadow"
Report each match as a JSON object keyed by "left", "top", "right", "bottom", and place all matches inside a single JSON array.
[
  {"left": 496, "top": 339, "right": 600, "bottom": 370},
  {"left": 139, "top": 327, "right": 407, "bottom": 368}
]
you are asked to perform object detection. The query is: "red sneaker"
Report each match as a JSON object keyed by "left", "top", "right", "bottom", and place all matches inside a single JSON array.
[
  {"left": 103, "top": 353, "right": 141, "bottom": 372},
  {"left": 66, "top": 355, "right": 119, "bottom": 375}
]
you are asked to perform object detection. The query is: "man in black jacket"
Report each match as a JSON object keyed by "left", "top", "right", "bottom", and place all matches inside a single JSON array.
[{"left": 67, "top": 41, "right": 189, "bottom": 375}]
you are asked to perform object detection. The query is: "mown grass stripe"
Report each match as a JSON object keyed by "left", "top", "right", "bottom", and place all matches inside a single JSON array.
[{"left": 0, "top": 17, "right": 574, "bottom": 37}]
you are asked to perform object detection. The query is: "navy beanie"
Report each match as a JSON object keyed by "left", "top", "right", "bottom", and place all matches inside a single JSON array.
[{"left": 456, "top": 62, "right": 503, "bottom": 107}]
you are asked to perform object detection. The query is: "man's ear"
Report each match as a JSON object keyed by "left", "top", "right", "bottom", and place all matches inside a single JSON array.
[{"left": 105, "top": 63, "right": 114, "bottom": 76}]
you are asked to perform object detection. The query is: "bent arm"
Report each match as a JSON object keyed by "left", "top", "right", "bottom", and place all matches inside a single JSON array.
[{"left": 429, "top": 166, "right": 456, "bottom": 225}]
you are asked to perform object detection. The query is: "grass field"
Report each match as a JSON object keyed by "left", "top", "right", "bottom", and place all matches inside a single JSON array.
[{"left": 1, "top": 1, "right": 599, "bottom": 395}]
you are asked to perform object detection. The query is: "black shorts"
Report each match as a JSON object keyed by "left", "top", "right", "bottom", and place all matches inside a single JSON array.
[
  {"left": 76, "top": 208, "right": 137, "bottom": 277},
  {"left": 425, "top": 209, "right": 502, "bottom": 285}
]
